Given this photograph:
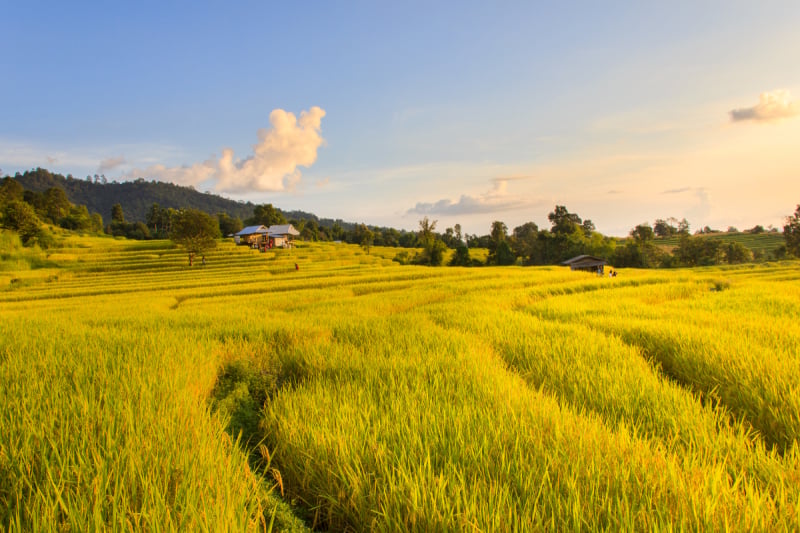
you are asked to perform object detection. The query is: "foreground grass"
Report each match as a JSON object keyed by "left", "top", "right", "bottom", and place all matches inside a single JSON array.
[{"left": 1, "top": 234, "right": 798, "bottom": 530}]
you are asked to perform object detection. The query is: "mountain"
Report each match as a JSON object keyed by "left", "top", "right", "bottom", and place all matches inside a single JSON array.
[{"left": 12, "top": 168, "right": 257, "bottom": 223}]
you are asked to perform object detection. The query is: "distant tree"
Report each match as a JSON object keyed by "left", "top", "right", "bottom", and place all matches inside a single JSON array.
[
  {"left": 356, "top": 223, "right": 374, "bottom": 254},
  {"left": 453, "top": 223, "right": 463, "bottom": 243},
  {"left": 2, "top": 200, "right": 41, "bottom": 245},
  {"left": 487, "top": 220, "right": 508, "bottom": 260},
  {"left": 111, "top": 203, "right": 125, "bottom": 223},
  {"left": 300, "top": 219, "right": 320, "bottom": 241},
  {"left": 630, "top": 223, "right": 655, "bottom": 243},
  {"left": 146, "top": 203, "right": 166, "bottom": 234},
  {"left": 249, "top": 203, "right": 286, "bottom": 227},
  {"left": 417, "top": 216, "right": 437, "bottom": 247},
  {"left": 747, "top": 224, "right": 765, "bottom": 234},
  {"left": 217, "top": 212, "right": 244, "bottom": 236},
  {"left": 494, "top": 241, "right": 517, "bottom": 265},
  {"left": 448, "top": 243, "right": 472, "bottom": 266},
  {"left": 548, "top": 205, "right": 582, "bottom": 234},
  {"left": 581, "top": 219, "right": 595, "bottom": 237},
  {"left": 614, "top": 223, "right": 660, "bottom": 267},
  {"left": 511, "top": 222, "right": 540, "bottom": 265},
  {"left": 653, "top": 219, "right": 675, "bottom": 238},
  {"left": 381, "top": 227, "right": 400, "bottom": 247},
  {"left": 0, "top": 177, "right": 24, "bottom": 205},
  {"left": 43, "top": 187, "right": 71, "bottom": 224},
  {"left": 726, "top": 226, "right": 738, "bottom": 233},
  {"left": 723, "top": 242, "right": 752, "bottom": 264},
  {"left": 466, "top": 234, "right": 490, "bottom": 248},
  {"left": 130, "top": 222, "right": 150, "bottom": 240},
  {"left": 415, "top": 240, "right": 447, "bottom": 266},
  {"left": 170, "top": 209, "right": 221, "bottom": 266},
  {"left": 441, "top": 227, "right": 458, "bottom": 248},
  {"left": 60, "top": 205, "right": 93, "bottom": 231},
  {"left": 90, "top": 212, "right": 104, "bottom": 232},
  {"left": 674, "top": 235, "right": 722, "bottom": 267},
  {"left": 23, "top": 190, "right": 46, "bottom": 215},
  {"left": 784, "top": 205, "right": 800, "bottom": 257},
  {"left": 398, "top": 230, "right": 417, "bottom": 248},
  {"left": 414, "top": 217, "right": 447, "bottom": 265}
]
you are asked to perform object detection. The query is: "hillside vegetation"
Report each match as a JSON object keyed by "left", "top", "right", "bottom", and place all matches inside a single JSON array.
[
  {"left": 656, "top": 231, "right": 786, "bottom": 256},
  {"left": 1, "top": 233, "right": 799, "bottom": 530}
]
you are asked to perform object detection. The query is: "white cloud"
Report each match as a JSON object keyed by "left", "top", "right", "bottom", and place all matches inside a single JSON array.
[
  {"left": 407, "top": 176, "right": 544, "bottom": 216},
  {"left": 123, "top": 106, "right": 326, "bottom": 193},
  {"left": 730, "top": 90, "right": 798, "bottom": 122}
]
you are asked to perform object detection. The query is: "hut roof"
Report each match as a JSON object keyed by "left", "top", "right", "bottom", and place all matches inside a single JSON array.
[
  {"left": 561, "top": 255, "right": 607, "bottom": 269},
  {"left": 267, "top": 224, "right": 300, "bottom": 236},
  {"left": 235, "top": 225, "right": 268, "bottom": 236}
]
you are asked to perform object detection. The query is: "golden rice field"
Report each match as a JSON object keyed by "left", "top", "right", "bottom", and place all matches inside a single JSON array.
[{"left": 1, "top": 231, "right": 799, "bottom": 531}]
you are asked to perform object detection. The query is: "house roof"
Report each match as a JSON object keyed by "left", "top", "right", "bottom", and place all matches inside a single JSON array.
[
  {"left": 561, "top": 254, "right": 606, "bottom": 266},
  {"left": 235, "top": 225, "right": 268, "bottom": 236},
  {"left": 267, "top": 224, "right": 300, "bottom": 236}
]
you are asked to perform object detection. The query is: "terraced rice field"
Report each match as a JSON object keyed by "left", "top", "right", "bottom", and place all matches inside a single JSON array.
[{"left": 1, "top": 233, "right": 799, "bottom": 531}]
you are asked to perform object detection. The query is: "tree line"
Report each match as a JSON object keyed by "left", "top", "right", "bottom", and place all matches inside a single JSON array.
[
  {"left": 2, "top": 169, "right": 799, "bottom": 268},
  {"left": 396, "top": 205, "right": 800, "bottom": 268}
]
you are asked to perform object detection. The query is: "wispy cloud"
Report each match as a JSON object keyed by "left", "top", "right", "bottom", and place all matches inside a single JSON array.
[
  {"left": 123, "top": 107, "right": 327, "bottom": 193},
  {"left": 407, "top": 176, "right": 544, "bottom": 216},
  {"left": 97, "top": 156, "right": 126, "bottom": 174},
  {"left": 662, "top": 187, "right": 691, "bottom": 194},
  {"left": 730, "top": 90, "right": 798, "bottom": 122}
]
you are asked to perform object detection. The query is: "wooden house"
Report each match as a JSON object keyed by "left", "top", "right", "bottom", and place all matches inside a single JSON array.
[
  {"left": 266, "top": 224, "right": 300, "bottom": 249},
  {"left": 234, "top": 224, "right": 300, "bottom": 250},
  {"left": 234, "top": 225, "right": 268, "bottom": 246}
]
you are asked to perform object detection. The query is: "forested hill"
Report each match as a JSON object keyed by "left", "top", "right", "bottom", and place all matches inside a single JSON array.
[{"left": 12, "top": 168, "right": 257, "bottom": 223}]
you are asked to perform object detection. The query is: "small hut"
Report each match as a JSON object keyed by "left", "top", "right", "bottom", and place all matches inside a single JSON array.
[
  {"left": 561, "top": 254, "right": 608, "bottom": 273},
  {"left": 234, "top": 225, "right": 268, "bottom": 246},
  {"left": 267, "top": 224, "right": 300, "bottom": 249}
]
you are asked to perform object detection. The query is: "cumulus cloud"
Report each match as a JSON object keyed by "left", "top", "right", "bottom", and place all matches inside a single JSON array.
[
  {"left": 97, "top": 156, "right": 126, "bottom": 174},
  {"left": 730, "top": 90, "right": 798, "bottom": 122},
  {"left": 124, "top": 107, "right": 326, "bottom": 193},
  {"left": 407, "top": 177, "right": 543, "bottom": 216}
]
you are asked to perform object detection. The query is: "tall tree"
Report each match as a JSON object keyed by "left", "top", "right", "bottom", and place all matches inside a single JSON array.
[
  {"left": 358, "top": 224, "right": 374, "bottom": 254},
  {"left": 250, "top": 203, "right": 286, "bottom": 227},
  {"left": 548, "top": 205, "right": 582, "bottom": 234},
  {"left": 43, "top": 187, "right": 71, "bottom": 223},
  {"left": 512, "top": 222, "right": 539, "bottom": 264},
  {"left": 784, "top": 204, "right": 800, "bottom": 257},
  {"left": 417, "top": 217, "right": 437, "bottom": 247},
  {"left": 488, "top": 220, "right": 509, "bottom": 264},
  {"left": 111, "top": 203, "right": 125, "bottom": 223},
  {"left": 630, "top": 223, "right": 655, "bottom": 244},
  {"left": 0, "top": 177, "right": 24, "bottom": 205},
  {"left": 2, "top": 200, "right": 41, "bottom": 245},
  {"left": 170, "top": 209, "right": 221, "bottom": 266},
  {"left": 453, "top": 223, "right": 463, "bottom": 244},
  {"left": 217, "top": 212, "right": 243, "bottom": 236}
]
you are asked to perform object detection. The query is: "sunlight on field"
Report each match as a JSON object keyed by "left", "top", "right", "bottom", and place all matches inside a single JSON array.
[{"left": 1, "top": 235, "right": 798, "bottom": 530}]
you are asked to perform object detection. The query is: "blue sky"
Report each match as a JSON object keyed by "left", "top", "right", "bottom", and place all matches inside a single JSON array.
[{"left": 2, "top": 2, "right": 799, "bottom": 236}]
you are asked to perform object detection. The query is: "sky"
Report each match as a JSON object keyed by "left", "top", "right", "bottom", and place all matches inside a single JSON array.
[{"left": 2, "top": 1, "right": 799, "bottom": 236}]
